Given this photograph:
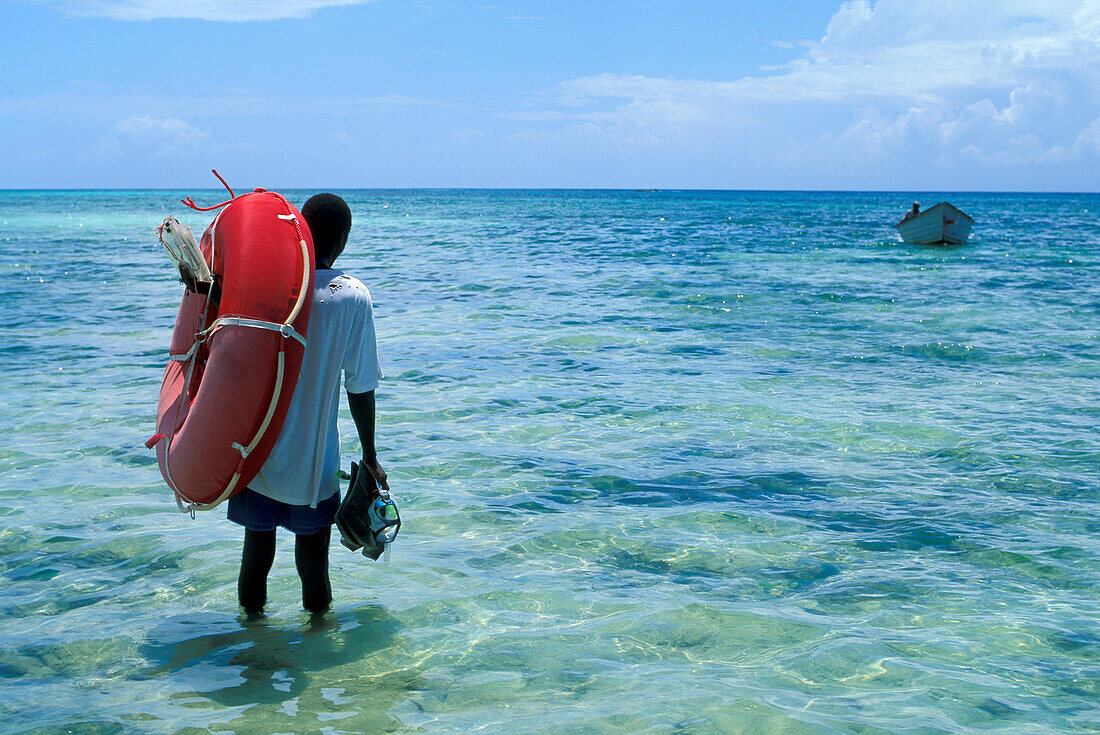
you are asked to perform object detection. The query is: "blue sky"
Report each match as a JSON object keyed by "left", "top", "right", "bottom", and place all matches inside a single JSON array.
[{"left": 2, "top": 0, "right": 1098, "bottom": 190}]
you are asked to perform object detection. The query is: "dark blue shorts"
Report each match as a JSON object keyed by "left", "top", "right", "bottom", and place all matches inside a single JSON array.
[{"left": 227, "top": 487, "right": 340, "bottom": 535}]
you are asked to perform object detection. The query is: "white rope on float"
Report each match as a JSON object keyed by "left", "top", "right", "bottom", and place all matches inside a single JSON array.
[{"left": 203, "top": 316, "right": 306, "bottom": 348}]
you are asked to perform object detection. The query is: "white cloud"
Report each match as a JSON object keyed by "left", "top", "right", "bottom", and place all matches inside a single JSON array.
[
  {"left": 828, "top": 76, "right": 1094, "bottom": 167},
  {"left": 558, "top": 1, "right": 1099, "bottom": 108},
  {"left": 327, "top": 129, "right": 357, "bottom": 147},
  {"left": 0, "top": 91, "right": 438, "bottom": 119},
  {"left": 839, "top": 106, "right": 944, "bottom": 155},
  {"left": 543, "top": 0, "right": 1100, "bottom": 176},
  {"left": 1077, "top": 116, "right": 1100, "bottom": 154},
  {"left": 939, "top": 82, "right": 1065, "bottom": 146},
  {"left": 47, "top": 0, "right": 375, "bottom": 22},
  {"left": 105, "top": 115, "right": 211, "bottom": 157}
]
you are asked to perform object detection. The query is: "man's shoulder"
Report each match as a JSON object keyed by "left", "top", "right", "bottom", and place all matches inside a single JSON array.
[{"left": 317, "top": 269, "right": 371, "bottom": 304}]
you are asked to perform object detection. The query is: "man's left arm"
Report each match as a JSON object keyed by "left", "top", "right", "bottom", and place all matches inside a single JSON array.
[{"left": 348, "top": 388, "right": 388, "bottom": 491}]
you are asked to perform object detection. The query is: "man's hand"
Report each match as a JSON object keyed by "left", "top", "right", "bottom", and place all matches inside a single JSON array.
[{"left": 365, "top": 456, "right": 389, "bottom": 492}]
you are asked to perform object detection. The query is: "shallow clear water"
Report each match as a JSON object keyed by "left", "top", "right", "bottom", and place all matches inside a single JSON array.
[{"left": 1, "top": 189, "right": 1098, "bottom": 734}]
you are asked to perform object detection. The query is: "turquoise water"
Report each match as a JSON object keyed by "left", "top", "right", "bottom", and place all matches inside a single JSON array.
[{"left": 1, "top": 189, "right": 1098, "bottom": 734}]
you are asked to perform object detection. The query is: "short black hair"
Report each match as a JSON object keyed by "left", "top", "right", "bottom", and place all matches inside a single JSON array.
[{"left": 302, "top": 193, "right": 351, "bottom": 265}]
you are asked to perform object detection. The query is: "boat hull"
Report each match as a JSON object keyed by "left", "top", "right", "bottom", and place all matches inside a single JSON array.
[{"left": 895, "top": 202, "right": 973, "bottom": 245}]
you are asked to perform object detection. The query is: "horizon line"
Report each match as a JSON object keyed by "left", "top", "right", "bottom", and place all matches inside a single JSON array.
[{"left": 1, "top": 187, "right": 1098, "bottom": 195}]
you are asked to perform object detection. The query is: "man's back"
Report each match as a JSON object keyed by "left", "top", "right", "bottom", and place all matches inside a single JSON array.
[{"left": 249, "top": 267, "right": 381, "bottom": 507}]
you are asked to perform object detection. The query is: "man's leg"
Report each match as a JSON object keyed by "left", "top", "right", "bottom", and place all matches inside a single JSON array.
[
  {"left": 239, "top": 528, "right": 276, "bottom": 613},
  {"left": 295, "top": 526, "right": 332, "bottom": 613}
]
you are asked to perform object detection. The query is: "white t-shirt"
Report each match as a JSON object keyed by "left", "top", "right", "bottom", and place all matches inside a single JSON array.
[{"left": 249, "top": 268, "right": 382, "bottom": 507}]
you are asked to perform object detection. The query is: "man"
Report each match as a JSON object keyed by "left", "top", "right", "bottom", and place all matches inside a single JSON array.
[
  {"left": 901, "top": 201, "right": 920, "bottom": 222},
  {"left": 228, "top": 192, "right": 387, "bottom": 615}
]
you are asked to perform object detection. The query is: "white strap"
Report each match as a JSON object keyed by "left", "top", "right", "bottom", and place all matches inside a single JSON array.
[
  {"left": 206, "top": 316, "right": 306, "bottom": 348},
  {"left": 168, "top": 341, "right": 200, "bottom": 362},
  {"left": 161, "top": 435, "right": 197, "bottom": 518}
]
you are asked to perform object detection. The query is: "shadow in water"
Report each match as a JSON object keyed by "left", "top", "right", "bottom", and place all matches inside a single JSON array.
[
  {"left": 140, "top": 605, "right": 402, "bottom": 710},
  {"left": 534, "top": 468, "right": 833, "bottom": 508}
]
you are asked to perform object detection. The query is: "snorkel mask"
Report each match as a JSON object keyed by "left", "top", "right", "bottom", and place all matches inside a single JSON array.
[{"left": 335, "top": 460, "right": 401, "bottom": 561}]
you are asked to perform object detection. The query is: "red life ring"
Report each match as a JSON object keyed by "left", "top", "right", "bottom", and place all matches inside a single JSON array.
[{"left": 148, "top": 189, "right": 315, "bottom": 510}]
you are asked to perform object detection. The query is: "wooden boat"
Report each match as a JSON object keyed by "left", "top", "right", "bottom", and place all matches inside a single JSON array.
[{"left": 894, "top": 201, "right": 973, "bottom": 245}]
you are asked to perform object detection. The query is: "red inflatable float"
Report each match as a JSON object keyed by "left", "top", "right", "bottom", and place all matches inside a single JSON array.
[{"left": 147, "top": 186, "right": 315, "bottom": 512}]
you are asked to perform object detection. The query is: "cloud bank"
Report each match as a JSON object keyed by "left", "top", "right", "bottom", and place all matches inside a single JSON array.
[
  {"left": 559, "top": 1, "right": 1100, "bottom": 106},
  {"left": 545, "top": 0, "right": 1100, "bottom": 186},
  {"left": 48, "top": 0, "right": 375, "bottom": 22},
  {"left": 94, "top": 115, "right": 212, "bottom": 159},
  {"left": 12, "top": 0, "right": 1100, "bottom": 188}
]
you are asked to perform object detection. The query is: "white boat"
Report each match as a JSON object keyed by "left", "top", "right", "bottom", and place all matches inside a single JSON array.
[{"left": 894, "top": 201, "right": 973, "bottom": 245}]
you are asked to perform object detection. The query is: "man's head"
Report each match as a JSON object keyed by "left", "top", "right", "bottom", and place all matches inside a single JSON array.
[{"left": 302, "top": 193, "right": 352, "bottom": 269}]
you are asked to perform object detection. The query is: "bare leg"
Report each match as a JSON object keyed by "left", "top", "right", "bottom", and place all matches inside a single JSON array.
[
  {"left": 295, "top": 526, "right": 332, "bottom": 613},
  {"left": 238, "top": 528, "right": 276, "bottom": 613}
]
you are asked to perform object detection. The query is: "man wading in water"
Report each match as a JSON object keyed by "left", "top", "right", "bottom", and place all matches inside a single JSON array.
[{"left": 228, "top": 193, "right": 387, "bottom": 614}]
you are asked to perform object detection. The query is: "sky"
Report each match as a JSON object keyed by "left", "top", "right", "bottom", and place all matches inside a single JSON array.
[{"left": 2, "top": 0, "right": 1098, "bottom": 190}]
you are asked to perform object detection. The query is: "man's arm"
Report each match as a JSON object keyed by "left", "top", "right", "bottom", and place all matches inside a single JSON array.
[{"left": 347, "top": 389, "right": 389, "bottom": 491}]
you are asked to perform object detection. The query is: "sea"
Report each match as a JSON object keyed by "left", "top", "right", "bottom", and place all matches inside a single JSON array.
[{"left": 0, "top": 189, "right": 1097, "bottom": 734}]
